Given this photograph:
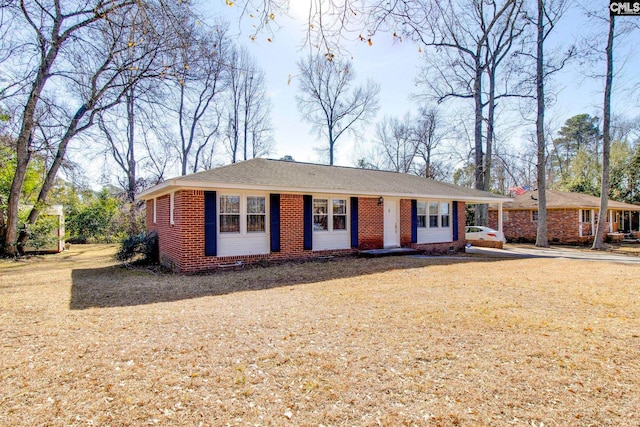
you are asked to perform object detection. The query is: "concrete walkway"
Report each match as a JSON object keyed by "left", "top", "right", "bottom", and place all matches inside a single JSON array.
[{"left": 465, "top": 244, "right": 640, "bottom": 265}]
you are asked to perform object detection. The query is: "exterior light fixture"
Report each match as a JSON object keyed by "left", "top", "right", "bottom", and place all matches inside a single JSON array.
[{"left": 378, "top": 196, "right": 384, "bottom": 206}]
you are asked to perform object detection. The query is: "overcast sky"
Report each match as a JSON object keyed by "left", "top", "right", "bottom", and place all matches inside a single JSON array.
[{"left": 202, "top": 1, "right": 639, "bottom": 168}]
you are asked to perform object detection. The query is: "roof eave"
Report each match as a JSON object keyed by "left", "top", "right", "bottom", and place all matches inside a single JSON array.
[
  {"left": 136, "top": 179, "right": 510, "bottom": 203},
  {"left": 136, "top": 180, "right": 175, "bottom": 200}
]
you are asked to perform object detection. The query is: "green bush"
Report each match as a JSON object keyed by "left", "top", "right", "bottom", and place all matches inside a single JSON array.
[
  {"left": 22, "top": 216, "right": 59, "bottom": 251},
  {"left": 116, "top": 231, "right": 158, "bottom": 264}
]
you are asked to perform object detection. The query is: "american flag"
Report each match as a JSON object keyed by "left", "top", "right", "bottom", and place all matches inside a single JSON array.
[{"left": 508, "top": 186, "right": 531, "bottom": 196}]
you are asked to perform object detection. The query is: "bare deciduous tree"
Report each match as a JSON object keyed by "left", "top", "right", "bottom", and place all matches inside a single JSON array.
[
  {"left": 525, "top": 0, "right": 572, "bottom": 247},
  {"left": 225, "top": 46, "right": 273, "bottom": 163},
  {"left": 392, "top": 0, "right": 527, "bottom": 224},
  {"left": 413, "top": 106, "right": 444, "bottom": 179},
  {"left": 374, "top": 114, "right": 417, "bottom": 173},
  {"left": 1, "top": 0, "right": 196, "bottom": 255},
  {"left": 169, "top": 23, "right": 231, "bottom": 175},
  {"left": 589, "top": 12, "right": 638, "bottom": 249},
  {"left": 297, "top": 55, "right": 379, "bottom": 165}
]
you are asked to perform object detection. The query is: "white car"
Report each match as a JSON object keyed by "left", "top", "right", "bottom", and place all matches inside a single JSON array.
[{"left": 465, "top": 226, "right": 506, "bottom": 243}]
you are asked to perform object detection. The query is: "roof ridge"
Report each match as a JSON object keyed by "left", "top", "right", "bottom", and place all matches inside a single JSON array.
[{"left": 262, "top": 157, "right": 412, "bottom": 176}]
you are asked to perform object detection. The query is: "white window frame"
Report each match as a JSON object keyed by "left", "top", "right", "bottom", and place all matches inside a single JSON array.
[
  {"left": 246, "top": 195, "right": 267, "bottom": 233},
  {"left": 417, "top": 201, "right": 427, "bottom": 228},
  {"left": 313, "top": 197, "right": 348, "bottom": 233},
  {"left": 440, "top": 202, "right": 450, "bottom": 228},
  {"left": 153, "top": 197, "right": 157, "bottom": 224},
  {"left": 428, "top": 202, "right": 439, "bottom": 228},
  {"left": 218, "top": 194, "right": 269, "bottom": 235},
  {"left": 332, "top": 198, "right": 348, "bottom": 231},
  {"left": 313, "top": 198, "right": 329, "bottom": 231},
  {"left": 219, "top": 194, "right": 241, "bottom": 233}
]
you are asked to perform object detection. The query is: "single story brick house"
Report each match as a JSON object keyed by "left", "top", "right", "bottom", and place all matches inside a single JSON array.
[
  {"left": 488, "top": 189, "right": 640, "bottom": 244},
  {"left": 138, "top": 159, "right": 509, "bottom": 272}
]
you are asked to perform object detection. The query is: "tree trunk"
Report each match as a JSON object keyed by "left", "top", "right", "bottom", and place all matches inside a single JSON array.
[
  {"left": 243, "top": 106, "right": 249, "bottom": 161},
  {"left": 486, "top": 65, "right": 496, "bottom": 198},
  {"left": 18, "top": 105, "right": 89, "bottom": 249},
  {"left": 3, "top": 37, "right": 60, "bottom": 255},
  {"left": 126, "top": 88, "right": 137, "bottom": 203},
  {"left": 592, "top": 15, "right": 615, "bottom": 250},
  {"left": 243, "top": 81, "right": 249, "bottom": 161},
  {"left": 179, "top": 83, "right": 188, "bottom": 176},
  {"left": 328, "top": 125, "right": 335, "bottom": 166},
  {"left": 535, "top": 0, "right": 549, "bottom": 248},
  {"left": 0, "top": 196, "right": 7, "bottom": 245},
  {"left": 473, "top": 65, "right": 486, "bottom": 226}
]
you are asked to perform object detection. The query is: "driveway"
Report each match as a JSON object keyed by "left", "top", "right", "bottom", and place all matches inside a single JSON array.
[{"left": 465, "top": 244, "right": 640, "bottom": 265}]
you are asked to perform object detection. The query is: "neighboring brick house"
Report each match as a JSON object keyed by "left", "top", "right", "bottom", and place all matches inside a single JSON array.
[
  {"left": 488, "top": 189, "right": 640, "bottom": 245},
  {"left": 138, "top": 159, "right": 508, "bottom": 273}
]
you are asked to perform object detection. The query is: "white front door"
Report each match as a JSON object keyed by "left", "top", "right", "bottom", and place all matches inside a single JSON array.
[{"left": 383, "top": 198, "right": 399, "bottom": 247}]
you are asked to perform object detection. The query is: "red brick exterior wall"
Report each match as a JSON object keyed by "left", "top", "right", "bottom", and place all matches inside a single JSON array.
[
  {"left": 146, "top": 199, "right": 155, "bottom": 232},
  {"left": 400, "top": 199, "right": 412, "bottom": 247},
  {"left": 278, "top": 194, "right": 305, "bottom": 257},
  {"left": 148, "top": 191, "right": 469, "bottom": 273},
  {"left": 177, "top": 191, "right": 207, "bottom": 272},
  {"left": 269, "top": 194, "right": 358, "bottom": 263},
  {"left": 488, "top": 208, "right": 610, "bottom": 245},
  {"left": 357, "top": 197, "right": 384, "bottom": 249},
  {"left": 146, "top": 191, "right": 218, "bottom": 272}
]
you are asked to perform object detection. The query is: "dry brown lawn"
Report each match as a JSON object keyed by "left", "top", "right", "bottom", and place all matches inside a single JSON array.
[{"left": 1, "top": 245, "right": 639, "bottom": 426}]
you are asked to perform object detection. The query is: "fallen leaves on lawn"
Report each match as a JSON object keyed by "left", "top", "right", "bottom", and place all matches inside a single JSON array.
[{"left": 1, "top": 245, "right": 639, "bottom": 426}]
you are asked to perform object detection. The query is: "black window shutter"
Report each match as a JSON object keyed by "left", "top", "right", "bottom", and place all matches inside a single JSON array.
[
  {"left": 350, "top": 197, "right": 359, "bottom": 248},
  {"left": 303, "top": 195, "right": 312, "bottom": 250},
  {"left": 270, "top": 193, "right": 281, "bottom": 252},
  {"left": 411, "top": 199, "right": 418, "bottom": 244},
  {"left": 452, "top": 201, "right": 459, "bottom": 241},
  {"left": 204, "top": 191, "right": 217, "bottom": 256}
]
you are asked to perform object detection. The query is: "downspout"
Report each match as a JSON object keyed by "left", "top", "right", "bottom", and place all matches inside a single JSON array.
[{"left": 498, "top": 203, "right": 503, "bottom": 240}]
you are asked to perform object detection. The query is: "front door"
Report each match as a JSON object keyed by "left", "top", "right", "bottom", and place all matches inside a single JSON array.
[{"left": 383, "top": 198, "right": 399, "bottom": 247}]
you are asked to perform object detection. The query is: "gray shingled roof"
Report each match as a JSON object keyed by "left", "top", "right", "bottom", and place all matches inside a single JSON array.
[
  {"left": 502, "top": 189, "right": 640, "bottom": 210},
  {"left": 138, "top": 158, "right": 509, "bottom": 202}
]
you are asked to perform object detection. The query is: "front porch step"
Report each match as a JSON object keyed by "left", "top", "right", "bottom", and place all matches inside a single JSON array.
[{"left": 358, "top": 247, "right": 422, "bottom": 258}]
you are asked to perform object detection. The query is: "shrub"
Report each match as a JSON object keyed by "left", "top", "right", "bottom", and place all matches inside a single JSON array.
[
  {"left": 22, "top": 216, "right": 59, "bottom": 252},
  {"left": 116, "top": 231, "right": 158, "bottom": 264}
]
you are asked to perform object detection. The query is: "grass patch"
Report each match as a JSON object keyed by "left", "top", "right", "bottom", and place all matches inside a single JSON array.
[{"left": 1, "top": 244, "right": 639, "bottom": 426}]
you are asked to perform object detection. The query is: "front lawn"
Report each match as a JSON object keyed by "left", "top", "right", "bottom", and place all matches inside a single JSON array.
[{"left": 1, "top": 245, "right": 638, "bottom": 426}]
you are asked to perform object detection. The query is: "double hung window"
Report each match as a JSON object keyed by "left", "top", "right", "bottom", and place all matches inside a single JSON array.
[
  {"left": 247, "top": 196, "right": 266, "bottom": 232},
  {"left": 429, "top": 202, "right": 439, "bottom": 228},
  {"left": 440, "top": 203, "right": 450, "bottom": 228},
  {"left": 220, "top": 195, "right": 240, "bottom": 233},
  {"left": 313, "top": 198, "right": 347, "bottom": 231},
  {"left": 417, "top": 201, "right": 427, "bottom": 228},
  {"left": 314, "top": 199, "right": 329, "bottom": 231},
  {"left": 333, "top": 199, "right": 347, "bottom": 230},
  {"left": 219, "top": 195, "right": 266, "bottom": 233}
]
